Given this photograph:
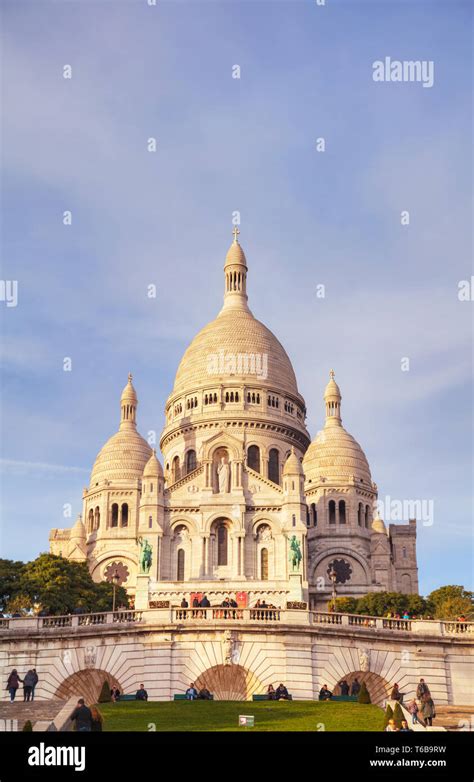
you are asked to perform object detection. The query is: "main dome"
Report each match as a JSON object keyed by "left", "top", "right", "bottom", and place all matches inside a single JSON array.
[
  {"left": 172, "top": 308, "right": 300, "bottom": 398},
  {"left": 171, "top": 230, "right": 302, "bottom": 401}
]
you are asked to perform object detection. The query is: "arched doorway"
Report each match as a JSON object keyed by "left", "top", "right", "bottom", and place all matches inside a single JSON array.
[
  {"left": 195, "top": 664, "right": 263, "bottom": 701},
  {"left": 55, "top": 669, "right": 122, "bottom": 703},
  {"left": 332, "top": 670, "right": 390, "bottom": 706}
]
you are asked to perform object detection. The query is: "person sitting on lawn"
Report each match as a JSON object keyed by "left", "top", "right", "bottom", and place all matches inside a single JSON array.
[
  {"left": 275, "top": 683, "right": 289, "bottom": 700},
  {"left": 385, "top": 719, "right": 398, "bottom": 732},
  {"left": 319, "top": 684, "right": 333, "bottom": 701},
  {"left": 400, "top": 719, "right": 411, "bottom": 732},
  {"left": 198, "top": 685, "right": 212, "bottom": 700},
  {"left": 185, "top": 682, "right": 198, "bottom": 700},
  {"left": 136, "top": 684, "right": 148, "bottom": 701},
  {"left": 267, "top": 684, "right": 276, "bottom": 700}
]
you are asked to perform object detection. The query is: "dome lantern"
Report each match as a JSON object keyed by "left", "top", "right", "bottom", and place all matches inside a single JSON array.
[
  {"left": 324, "top": 369, "right": 342, "bottom": 426},
  {"left": 120, "top": 372, "right": 138, "bottom": 430},
  {"left": 221, "top": 226, "right": 251, "bottom": 314}
]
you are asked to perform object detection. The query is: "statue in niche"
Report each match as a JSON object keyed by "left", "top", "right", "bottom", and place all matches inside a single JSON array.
[
  {"left": 288, "top": 535, "right": 302, "bottom": 573},
  {"left": 217, "top": 456, "right": 230, "bottom": 493},
  {"left": 257, "top": 524, "right": 272, "bottom": 542},
  {"left": 359, "top": 648, "right": 371, "bottom": 672}
]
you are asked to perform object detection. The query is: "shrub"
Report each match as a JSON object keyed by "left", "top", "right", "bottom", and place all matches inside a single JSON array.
[
  {"left": 22, "top": 720, "right": 33, "bottom": 731},
  {"left": 97, "top": 680, "right": 111, "bottom": 703},
  {"left": 358, "top": 681, "right": 371, "bottom": 704},
  {"left": 393, "top": 702, "right": 405, "bottom": 729}
]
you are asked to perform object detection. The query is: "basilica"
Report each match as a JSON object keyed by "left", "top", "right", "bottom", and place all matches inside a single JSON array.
[{"left": 49, "top": 230, "right": 418, "bottom": 609}]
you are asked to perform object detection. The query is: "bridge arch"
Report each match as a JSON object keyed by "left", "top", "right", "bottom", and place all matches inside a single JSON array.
[
  {"left": 195, "top": 664, "right": 264, "bottom": 701},
  {"left": 332, "top": 670, "right": 390, "bottom": 706},
  {"left": 55, "top": 669, "right": 122, "bottom": 703}
]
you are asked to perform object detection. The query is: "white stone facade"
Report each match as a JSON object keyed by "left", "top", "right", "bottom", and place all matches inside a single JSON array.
[{"left": 50, "top": 233, "right": 418, "bottom": 609}]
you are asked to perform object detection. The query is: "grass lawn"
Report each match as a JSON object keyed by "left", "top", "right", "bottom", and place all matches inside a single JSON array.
[{"left": 97, "top": 700, "right": 385, "bottom": 732}]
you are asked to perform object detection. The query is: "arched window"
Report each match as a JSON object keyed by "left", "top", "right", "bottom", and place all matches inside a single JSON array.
[
  {"left": 306, "top": 506, "right": 310, "bottom": 526},
  {"left": 328, "top": 500, "right": 336, "bottom": 524},
  {"left": 121, "top": 503, "right": 129, "bottom": 527},
  {"left": 339, "top": 500, "right": 346, "bottom": 524},
  {"left": 172, "top": 456, "right": 180, "bottom": 483},
  {"left": 311, "top": 503, "right": 317, "bottom": 526},
  {"left": 148, "top": 515, "right": 153, "bottom": 529},
  {"left": 268, "top": 449, "right": 280, "bottom": 484},
  {"left": 358, "top": 503, "right": 363, "bottom": 526},
  {"left": 88, "top": 509, "right": 94, "bottom": 533},
  {"left": 247, "top": 445, "right": 260, "bottom": 473},
  {"left": 186, "top": 450, "right": 197, "bottom": 474},
  {"left": 217, "top": 524, "right": 228, "bottom": 566},
  {"left": 111, "top": 503, "right": 119, "bottom": 528},
  {"left": 94, "top": 507, "right": 100, "bottom": 530},
  {"left": 177, "top": 549, "right": 185, "bottom": 581},
  {"left": 261, "top": 548, "right": 269, "bottom": 580},
  {"left": 365, "top": 505, "right": 369, "bottom": 528}
]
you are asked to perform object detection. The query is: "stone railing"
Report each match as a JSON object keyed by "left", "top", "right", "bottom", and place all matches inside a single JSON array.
[
  {"left": 0, "top": 610, "right": 472, "bottom": 637},
  {"left": 173, "top": 607, "right": 281, "bottom": 622}
]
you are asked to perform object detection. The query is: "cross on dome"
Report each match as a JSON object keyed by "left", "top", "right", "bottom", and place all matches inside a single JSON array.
[{"left": 232, "top": 226, "right": 240, "bottom": 243}]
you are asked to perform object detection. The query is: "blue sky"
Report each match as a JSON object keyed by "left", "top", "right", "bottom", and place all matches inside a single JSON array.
[{"left": 1, "top": 0, "right": 472, "bottom": 596}]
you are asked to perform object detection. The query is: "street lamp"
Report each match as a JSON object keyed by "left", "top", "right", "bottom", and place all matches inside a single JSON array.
[
  {"left": 112, "top": 569, "right": 121, "bottom": 613},
  {"left": 328, "top": 566, "right": 338, "bottom": 612}
]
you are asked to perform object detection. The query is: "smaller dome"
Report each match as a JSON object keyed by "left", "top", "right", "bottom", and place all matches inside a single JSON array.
[
  {"left": 91, "top": 429, "right": 152, "bottom": 484},
  {"left": 71, "top": 515, "right": 86, "bottom": 539},
  {"left": 372, "top": 514, "right": 387, "bottom": 534},
  {"left": 283, "top": 447, "right": 303, "bottom": 476},
  {"left": 143, "top": 449, "right": 163, "bottom": 478},
  {"left": 225, "top": 230, "right": 247, "bottom": 268},
  {"left": 121, "top": 372, "right": 137, "bottom": 404}
]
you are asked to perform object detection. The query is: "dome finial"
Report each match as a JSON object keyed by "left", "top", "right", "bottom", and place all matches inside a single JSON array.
[
  {"left": 120, "top": 373, "right": 138, "bottom": 429},
  {"left": 329, "top": 368, "right": 335, "bottom": 380},
  {"left": 221, "top": 227, "right": 250, "bottom": 314},
  {"left": 232, "top": 225, "right": 240, "bottom": 243},
  {"left": 128, "top": 372, "right": 133, "bottom": 383}
]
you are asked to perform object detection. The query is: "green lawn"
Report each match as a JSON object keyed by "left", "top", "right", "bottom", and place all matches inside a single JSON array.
[{"left": 97, "top": 700, "right": 384, "bottom": 732}]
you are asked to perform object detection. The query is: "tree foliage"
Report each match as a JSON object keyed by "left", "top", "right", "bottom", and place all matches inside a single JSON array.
[
  {"left": 392, "top": 702, "right": 405, "bottom": 729},
  {"left": 98, "top": 680, "right": 112, "bottom": 703},
  {"left": 383, "top": 704, "right": 393, "bottom": 729},
  {"left": 0, "top": 559, "right": 25, "bottom": 611},
  {"left": 426, "top": 586, "right": 473, "bottom": 620},
  {"left": 1, "top": 554, "right": 129, "bottom": 615}
]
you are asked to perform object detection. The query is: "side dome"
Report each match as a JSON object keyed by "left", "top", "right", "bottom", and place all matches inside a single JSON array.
[
  {"left": 303, "top": 371, "right": 372, "bottom": 486},
  {"left": 90, "top": 374, "right": 152, "bottom": 486},
  {"left": 143, "top": 448, "right": 163, "bottom": 478}
]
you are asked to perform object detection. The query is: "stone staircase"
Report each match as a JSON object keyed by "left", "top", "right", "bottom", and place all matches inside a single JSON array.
[
  {"left": 0, "top": 699, "right": 66, "bottom": 729},
  {"left": 433, "top": 705, "right": 474, "bottom": 732}
]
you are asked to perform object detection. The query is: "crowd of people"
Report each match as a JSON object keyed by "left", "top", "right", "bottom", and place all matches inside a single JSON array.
[
  {"left": 5, "top": 668, "right": 39, "bottom": 702},
  {"left": 386, "top": 678, "right": 437, "bottom": 730}
]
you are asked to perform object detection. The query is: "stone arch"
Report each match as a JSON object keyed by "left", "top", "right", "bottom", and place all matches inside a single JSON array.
[
  {"left": 195, "top": 664, "right": 264, "bottom": 701},
  {"left": 169, "top": 516, "right": 199, "bottom": 536},
  {"left": 55, "top": 669, "right": 122, "bottom": 703},
  {"left": 90, "top": 552, "right": 137, "bottom": 585},
  {"left": 204, "top": 511, "right": 238, "bottom": 535},
  {"left": 331, "top": 670, "right": 391, "bottom": 706},
  {"left": 400, "top": 573, "right": 412, "bottom": 592}
]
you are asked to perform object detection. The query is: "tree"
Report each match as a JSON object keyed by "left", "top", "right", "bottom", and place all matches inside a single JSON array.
[
  {"left": 392, "top": 702, "right": 405, "bottom": 729},
  {"left": 331, "top": 597, "right": 357, "bottom": 614},
  {"left": 0, "top": 559, "right": 25, "bottom": 611},
  {"left": 383, "top": 703, "right": 393, "bottom": 729},
  {"left": 22, "top": 720, "right": 33, "bottom": 732},
  {"left": 358, "top": 681, "right": 371, "bottom": 704},
  {"left": 355, "top": 592, "right": 428, "bottom": 618},
  {"left": 6, "top": 594, "right": 33, "bottom": 616},
  {"left": 98, "top": 680, "right": 111, "bottom": 703},
  {"left": 426, "top": 586, "right": 473, "bottom": 619},
  {"left": 17, "top": 554, "right": 129, "bottom": 615}
]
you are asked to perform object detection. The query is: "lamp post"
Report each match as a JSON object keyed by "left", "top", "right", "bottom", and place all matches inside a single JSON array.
[
  {"left": 328, "top": 566, "right": 337, "bottom": 612},
  {"left": 112, "top": 569, "right": 121, "bottom": 613}
]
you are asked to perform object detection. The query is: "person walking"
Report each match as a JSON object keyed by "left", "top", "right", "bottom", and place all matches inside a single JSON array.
[
  {"left": 69, "top": 698, "right": 92, "bottom": 732},
  {"left": 90, "top": 705, "right": 103, "bottom": 732},
  {"left": 390, "top": 683, "right": 402, "bottom": 702},
  {"left": 416, "top": 678, "right": 430, "bottom": 699},
  {"left": 6, "top": 669, "right": 22, "bottom": 702},
  {"left": 30, "top": 669, "right": 38, "bottom": 701},
  {"left": 407, "top": 698, "right": 420, "bottom": 725},
  {"left": 421, "top": 693, "right": 436, "bottom": 727},
  {"left": 23, "top": 670, "right": 36, "bottom": 702}
]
